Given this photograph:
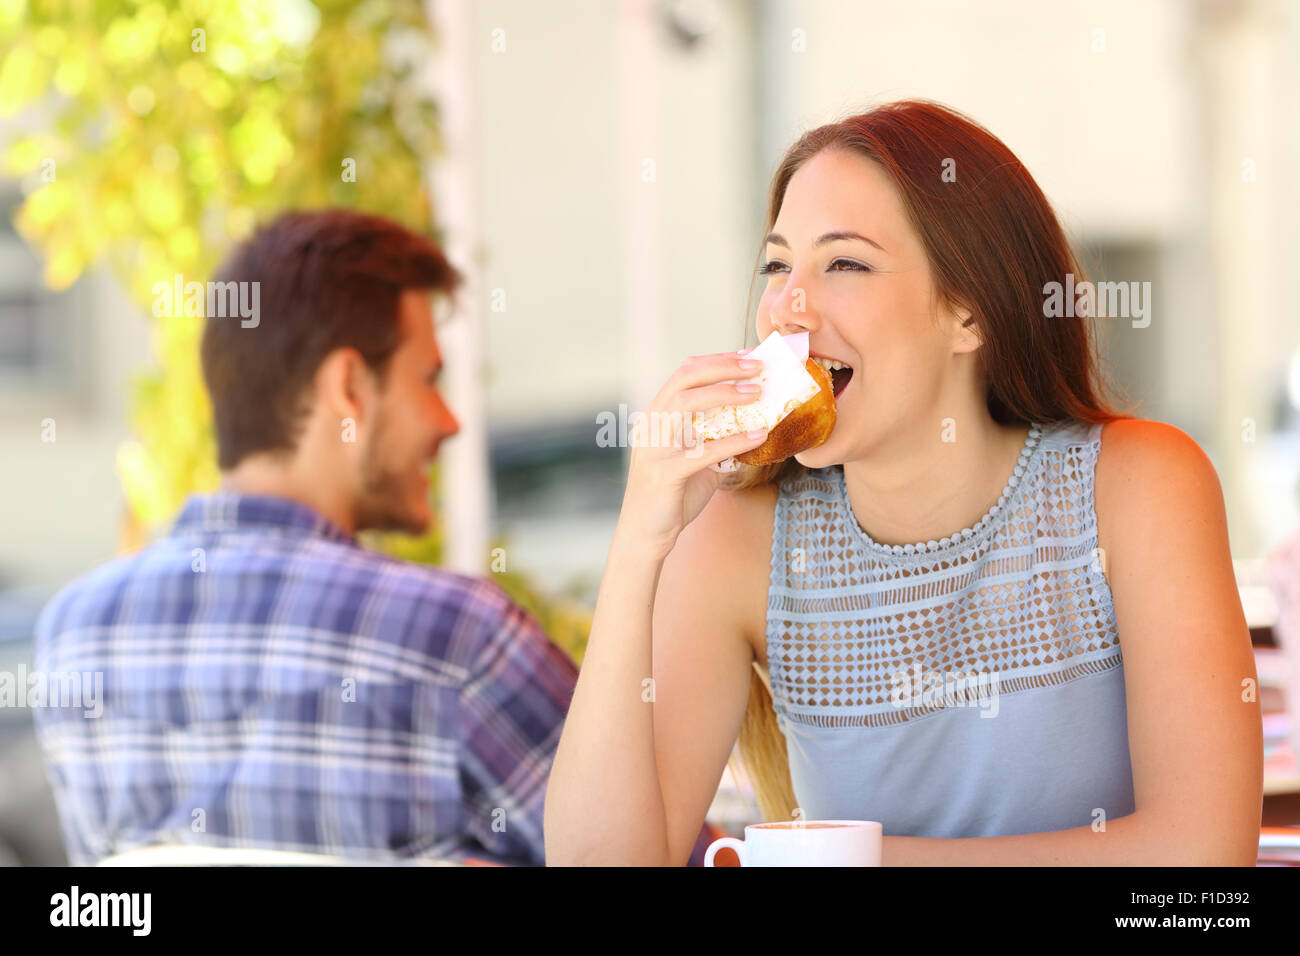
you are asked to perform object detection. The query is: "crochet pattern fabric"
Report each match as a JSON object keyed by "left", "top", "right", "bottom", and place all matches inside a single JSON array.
[{"left": 765, "top": 419, "right": 1136, "bottom": 836}]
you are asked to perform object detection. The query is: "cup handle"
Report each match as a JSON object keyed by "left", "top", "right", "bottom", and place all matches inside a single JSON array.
[{"left": 703, "top": 836, "right": 746, "bottom": 867}]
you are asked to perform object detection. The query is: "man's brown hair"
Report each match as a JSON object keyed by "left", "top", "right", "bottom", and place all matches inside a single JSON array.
[{"left": 201, "top": 209, "right": 460, "bottom": 470}]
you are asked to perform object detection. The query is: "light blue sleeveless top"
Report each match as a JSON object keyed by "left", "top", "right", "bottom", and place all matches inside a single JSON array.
[{"left": 765, "top": 419, "right": 1135, "bottom": 837}]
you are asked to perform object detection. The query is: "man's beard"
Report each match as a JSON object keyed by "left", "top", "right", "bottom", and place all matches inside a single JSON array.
[{"left": 354, "top": 415, "right": 429, "bottom": 535}]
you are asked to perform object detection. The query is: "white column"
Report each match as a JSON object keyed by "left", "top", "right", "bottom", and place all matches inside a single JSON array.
[
  {"left": 618, "top": 0, "right": 662, "bottom": 418},
  {"left": 423, "top": 0, "right": 490, "bottom": 574},
  {"left": 1199, "top": 0, "right": 1284, "bottom": 559},
  {"left": 757, "top": 0, "right": 800, "bottom": 177}
]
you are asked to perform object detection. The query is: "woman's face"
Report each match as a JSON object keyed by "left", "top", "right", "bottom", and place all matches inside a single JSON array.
[{"left": 755, "top": 147, "right": 974, "bottom": 468}]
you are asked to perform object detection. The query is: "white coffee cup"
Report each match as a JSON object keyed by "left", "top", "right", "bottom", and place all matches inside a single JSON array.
[{"left": 703, "top": 820, "right": 882, "bottom": 866}]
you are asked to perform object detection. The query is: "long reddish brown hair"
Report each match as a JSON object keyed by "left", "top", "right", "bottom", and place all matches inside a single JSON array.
[{"left": 724, "top": 99, "right": 1139, "bottom": 822}]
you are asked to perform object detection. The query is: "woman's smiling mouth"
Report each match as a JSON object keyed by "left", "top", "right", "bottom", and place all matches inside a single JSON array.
[{"left": 811, "top": 354, "right": 855, "bottom": 399}]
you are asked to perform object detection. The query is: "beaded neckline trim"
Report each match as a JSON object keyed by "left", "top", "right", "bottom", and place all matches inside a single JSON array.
[{"left": 835, "top": 423, "right": 1045, "bottom": 557}]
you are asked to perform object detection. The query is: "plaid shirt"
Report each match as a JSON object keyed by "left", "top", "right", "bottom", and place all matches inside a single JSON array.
[{"left": 32, "top": 492, "right": 579, "bottom": 866}]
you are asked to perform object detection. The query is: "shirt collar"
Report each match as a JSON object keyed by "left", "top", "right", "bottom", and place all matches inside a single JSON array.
[{"left": 171, "top": 492, "right": 358, "bottom": 546}]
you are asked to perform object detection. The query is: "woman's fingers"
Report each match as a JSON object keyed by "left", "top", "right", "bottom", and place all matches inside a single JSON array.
[
  {"left": 681, "top": 426, "right": 769, "bottom": 468},
  {"left": 628, "top": 348, "right": 769, "bottom": 462},
  {"left": 618, "top": 350, "right": 768, "bottom": 552},
  {"left": 627, "top": 350, "right": 765, "bottom": 454},
  {"left": 672, "top": 380, "right": 763, "bottom": 415},
  {"left": 658, "top": 352, "right": 761, "bottom": 400}
]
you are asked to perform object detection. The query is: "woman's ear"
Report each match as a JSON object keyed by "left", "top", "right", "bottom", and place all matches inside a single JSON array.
[{"left": 950, "top": 304, "right": 983, "bottom": 354}]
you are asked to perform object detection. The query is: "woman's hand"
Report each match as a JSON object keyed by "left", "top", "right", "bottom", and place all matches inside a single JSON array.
[{"left": 617, "top": 350, "right": 768, "bottom": 559}]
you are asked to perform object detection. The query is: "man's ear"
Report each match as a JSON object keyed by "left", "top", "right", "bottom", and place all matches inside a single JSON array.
[{"left": 314, "top": 348, "right": 378, "bottom": 432}]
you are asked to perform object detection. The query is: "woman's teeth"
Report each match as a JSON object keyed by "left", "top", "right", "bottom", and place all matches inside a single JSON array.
[
  {"left": 812, "top": 356, "right": 851, "bottom": 372},
  {"left": 813, "top": 355, "right": 855, "bottom": 398}
]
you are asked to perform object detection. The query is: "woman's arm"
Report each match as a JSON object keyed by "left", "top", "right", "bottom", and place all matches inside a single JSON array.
[
  {"left": 542, "top": 523, "right": 675, "bottom": 865},
  {"left": 650, "top": 486, "right": 776, "bottom": 864},
  {"left": 544, "top": 352, "right": 769, "bottom": 865},
  {"left": 885, "top": 420, "right": 1262, "bottom": 865}
]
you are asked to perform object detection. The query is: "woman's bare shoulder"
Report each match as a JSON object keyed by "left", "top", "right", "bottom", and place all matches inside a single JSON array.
[
  {"left": 1094, "top": 418, "right": 1219, "bottom": 589},
  {"left": 715, "top": 479, "right": 781, "bottom": 531},
  {"left": 671, "top": 480, "right": 780, "bottom": 662},
  {"left": 682, "top": 480, "right": 780, "bottom": 563},
  {"left": 1095, "top": 418, "right": 1210, "bottom": 508}
]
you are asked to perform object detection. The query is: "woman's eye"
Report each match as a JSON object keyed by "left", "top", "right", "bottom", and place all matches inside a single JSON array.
[{"left": 758, "top": 258, "right": 870, "bottom": 275}]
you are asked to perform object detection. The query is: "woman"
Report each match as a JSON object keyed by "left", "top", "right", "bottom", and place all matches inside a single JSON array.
[{"left": 545, "top": 100, "right": 1262, "bottom": 865}]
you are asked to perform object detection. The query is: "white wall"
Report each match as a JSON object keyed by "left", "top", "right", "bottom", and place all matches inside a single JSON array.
[
  {"left": 0, "top": 269, "right": 150, "bottom": 595},
  {"left": 468, "top": 0, "right": 761, "bottom": 427}
]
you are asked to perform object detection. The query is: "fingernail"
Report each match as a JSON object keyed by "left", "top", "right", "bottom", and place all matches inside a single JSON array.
[
  {"left": 738, "top": 359, "right": 761, "bottom": 369},
  {"left": 736, "top": 383, "right": 761, "bottom": 393},
  {"left": 745, "top": 429, "right": 768, "bottom": 440}
]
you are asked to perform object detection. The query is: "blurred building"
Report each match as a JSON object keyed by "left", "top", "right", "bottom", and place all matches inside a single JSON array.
[
  {"left": 463, "top": 0, "right": 1300, "bottom": 595},
  {"left": 3, "top": 0, "right": 1299, "bottom": 603}
]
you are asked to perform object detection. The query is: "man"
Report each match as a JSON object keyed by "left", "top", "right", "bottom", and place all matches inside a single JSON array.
[{"left": 32, "top": 210, "right": 580, "bottom": 865}]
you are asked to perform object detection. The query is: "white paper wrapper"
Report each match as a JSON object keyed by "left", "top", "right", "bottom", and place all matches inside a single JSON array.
[{"left": 691, "top": 330, "right": 819, "bottom": 441}]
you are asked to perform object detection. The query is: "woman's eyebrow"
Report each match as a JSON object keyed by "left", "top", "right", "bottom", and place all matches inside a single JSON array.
[{"left": 765, "top": 231, "right": 887, "bottom": 253}]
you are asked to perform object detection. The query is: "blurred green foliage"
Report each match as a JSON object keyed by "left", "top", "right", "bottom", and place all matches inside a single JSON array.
[
  {"left": 0, "top": 0, "right": 593, "bottom": 665},
  {"left": 0, "top": 0, "right": 444, "bottom": 533}
]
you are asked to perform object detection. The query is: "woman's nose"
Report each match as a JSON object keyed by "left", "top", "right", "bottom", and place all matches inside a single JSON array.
[{"left": 770, "top": 282, "right": 821, "bottom": 335}]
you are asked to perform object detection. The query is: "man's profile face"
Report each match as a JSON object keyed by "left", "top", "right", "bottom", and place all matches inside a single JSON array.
[{"left": 354, "top": 290, "right": 460, "bottom": 534}]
